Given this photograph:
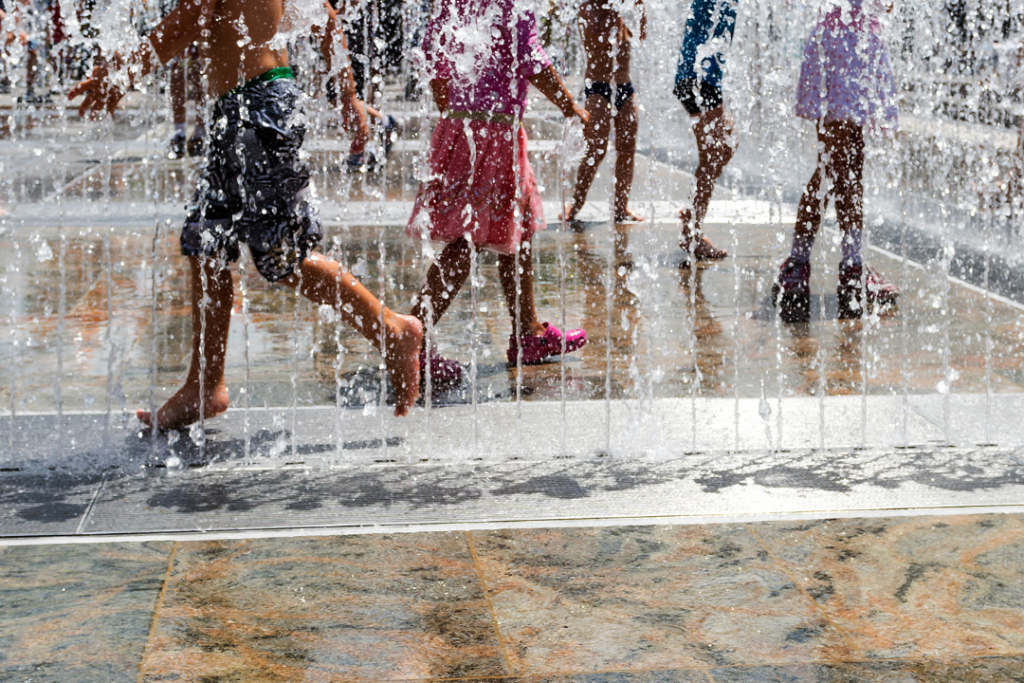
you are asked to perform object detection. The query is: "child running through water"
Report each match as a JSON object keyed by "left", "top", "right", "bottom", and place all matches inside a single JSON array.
[
  {"left": 774, "top": 0, "right": 900, "bottom": 322},
  {"left": 408, "top": 0, "right": 589, "bottom": 375},
  {"left": 70, "top": 0, "right": 423, "bottom": 428},
  {"left": 674, "top": 0, "right": 734, "bottom": 262},
  {"left": 564, "top": 0, "right": 646, "bottom": 225},
  {"left": 323, "top": 0, "right": 398, "bottom": 173}
]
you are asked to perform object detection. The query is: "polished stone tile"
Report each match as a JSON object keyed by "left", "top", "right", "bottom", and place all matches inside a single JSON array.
[
  {"left": 709, "top": 662, "right": 909, "bottom": 682},
  {"left": 900, "top": 656, "right": 1024, "bottom": 681},
  {"left": 501, "top": 672, "right": 713, "bottom": 683},
  {"left": 750, "top": 515, "right": 1024, "bottom": 660},
  {"left": 138, "top": 533, "right": 507, "bottom": 682},
  {"left": 470, "top": 525, "right": 851, "bottom": 674},
  {"left": 708, "top": 656, "right": 1024, "bottom": 682},
  {"left": 0, "top": 542, "right": 172, "bottom": 683}
]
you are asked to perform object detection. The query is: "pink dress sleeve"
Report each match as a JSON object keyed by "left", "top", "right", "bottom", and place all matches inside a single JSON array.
[{"left": 515, "top": 10, "right": 551, "bottom": 79}]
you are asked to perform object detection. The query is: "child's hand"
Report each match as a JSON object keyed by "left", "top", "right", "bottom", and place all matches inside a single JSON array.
[
  {"left": 68, "top": 59, "right": 126, "bottom": 118},
  {"left": 572, "top": 104, "right": 589, "bottom": 125}
]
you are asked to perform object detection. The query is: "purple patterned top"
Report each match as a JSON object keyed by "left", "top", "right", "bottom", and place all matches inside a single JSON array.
[
  {"left": 795, "top": 1, "right": 898, "bottom": 132},
  {"left": 421, "top": 0, "right": 552, "bottom": 117}
]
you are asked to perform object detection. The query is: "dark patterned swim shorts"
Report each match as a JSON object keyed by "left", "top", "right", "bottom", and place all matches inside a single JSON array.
[
  {"left": 181, "top": 77, "right": 322, "bottom": 282},
  {"left": 673, "top": 78, "right": 723, "bottom": 116}
]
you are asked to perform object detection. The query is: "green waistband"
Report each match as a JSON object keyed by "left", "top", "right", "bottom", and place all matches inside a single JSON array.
[
  {"left": 446, "top": 110, "right": 519, "bottom": 126},
  {"left": 221, "top": 66, "right": 294, "bottom": 101}
]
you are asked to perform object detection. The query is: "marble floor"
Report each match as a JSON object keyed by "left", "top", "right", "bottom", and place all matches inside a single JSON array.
[{"left": 2, "top": 514, "right": 1024, "bottom": 682}]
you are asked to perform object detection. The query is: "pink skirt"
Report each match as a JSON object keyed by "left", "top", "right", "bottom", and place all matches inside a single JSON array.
[{"left": 406, "top": 117, "right": 545, "bottom": 254}]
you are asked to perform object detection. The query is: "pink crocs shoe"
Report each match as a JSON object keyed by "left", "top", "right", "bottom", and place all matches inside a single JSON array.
[
  {"left": 507, "top": 323, "right": 587, "bottom": 366},
  {"left": 838, "top": 263, "right": 900, "bottom": 319},
  {"left": 420, "top": 349, "right": 462, "bottom": 391}
]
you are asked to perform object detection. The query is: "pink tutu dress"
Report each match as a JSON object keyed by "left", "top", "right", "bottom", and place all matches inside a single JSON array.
[
  {"left": 795, "top": 0, "right": 898, "bottom": 133},
  {"left": 406, "top": 0, "right": 551, "bottom": 254}
]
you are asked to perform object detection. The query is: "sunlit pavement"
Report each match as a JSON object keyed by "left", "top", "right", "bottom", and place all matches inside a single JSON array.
[{"left": 2, "top": 93, "right": 1024, "bottom": 680}]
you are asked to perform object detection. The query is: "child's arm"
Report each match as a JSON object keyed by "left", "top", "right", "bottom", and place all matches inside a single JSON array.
[
  {"left": 636, "top": 0, "right": 647, "bottom": 41},
  {"left": 529, "top": 66, "right": 588, "bottom": 124},
  {"left": 430, "top": 78, "right": 450, "bottom": 113},
  {"left": 1, "top": 5, "right": 29, "bottom": 47},
  {"left": 68, "top": 0, "right": 217, "bottom": 116}
]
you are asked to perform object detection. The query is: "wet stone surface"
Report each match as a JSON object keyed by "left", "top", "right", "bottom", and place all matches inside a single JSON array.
[{"left": 3, "top": 516, "right": 1024, "bottom": 682}]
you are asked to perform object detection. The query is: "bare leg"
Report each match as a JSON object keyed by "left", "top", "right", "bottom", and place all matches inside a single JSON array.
[
  {"left": 680, "top": 107, "right": 731, "bottom": 258},
  {"left": 343, "top": 93, "right": 373, "bottom": 156},
  {"left": 613, "top": 93, "right": 642, "bottom": 222},
  {"left": 138, "top": 256, "right": 233, "bottom": 430},
  {"left": 791, "top": 122, "right": 843, "bottom": 247},
  {"left": 688, "top": 107, "right": 734, "bottom": 230},
  {"left": 410, "top": 237, "right": 473, "bottom": 330},
  {"left": 188, "top": 56, "right": 206, "bottom": 132},
  {"left": 611, "top": 18, "right": 642, "bottom": 222},
  {"left": 823, "top": 121, "right": 867, "bottom": 317},
  {"left": 567, "top": 1, "right": 616, "bottom": 222},
  {"left": 284, "top": 253, "right": 422, "bottom": 416},
  {"left": 567, "top": 93, "right": 611, "bottom": 221},
  {"left": 170, "top": 61, "right": 186, "bottom": 127},
  {"left": 498, "top": 241, "right": 545, "bottom": 338},
  {"left": 827, "top": 121, "right": 864, "bottom": 246},
  {"left": 794, "top": 165, "right": 826, "bottom": 242},
  {"left": 24, "top": 46, "right": 38, "bottom": 95},
  {"left": 332, "top": 31, "right": 374, "bottom": 157}
]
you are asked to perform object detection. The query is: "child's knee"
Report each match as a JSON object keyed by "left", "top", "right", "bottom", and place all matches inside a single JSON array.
[
  {"left": 584, "top": 146, "right": 608, "bottom": 167},
  {"left": 711, "top": 142, "right": 734, "bottom": 169},
  {"left": 720, "top": 140, "right": 735, "bottom": 163},
  {"left": 189, "top": 253, "right": 231, "bottom": 276}
]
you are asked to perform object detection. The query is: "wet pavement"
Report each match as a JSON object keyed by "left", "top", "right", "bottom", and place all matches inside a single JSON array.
[{"left": 2, "top": 101, "right": 1024, "bottom": 425}]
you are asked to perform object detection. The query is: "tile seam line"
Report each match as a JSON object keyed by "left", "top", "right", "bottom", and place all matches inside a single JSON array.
[
  {"left": 465, "top": 530, "right": 515, "bottom": 676},
  {"left": 4, "top": 505, "right": 1024, "bottom": 547},
  {"left": 136, "top": 541, "right": 177, "bottom": 683},
  {"left": 744, "top": 521, "right": 860, "bottom": 657},
  {"left": 74, "top": 471, "right": 107, "bottom": 535}
]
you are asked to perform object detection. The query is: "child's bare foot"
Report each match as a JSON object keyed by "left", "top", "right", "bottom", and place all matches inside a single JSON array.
[
  {"left": 614, "top": 207, "right": 644, "bottom": 222},
  {"left": 679, "top": 207, "right": 728, "bottom": 260},
  {"left": 384, "top": 312, "right": 423, "bottom": 416},
  {"left": 561, "top": 209, "right": 586, "bottom": 232},
  {"left": 137, "top": 382, "right": 230, "bottom": 432}
]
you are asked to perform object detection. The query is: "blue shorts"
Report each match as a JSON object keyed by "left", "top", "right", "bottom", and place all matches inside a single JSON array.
[{"left": 181, "top": 75, "right": 322, "bottom": 282}]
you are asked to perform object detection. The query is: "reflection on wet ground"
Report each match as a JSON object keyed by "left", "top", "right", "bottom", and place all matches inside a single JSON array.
[{"left": 2, "top": 134, "right": 1023, "bottom": 416}]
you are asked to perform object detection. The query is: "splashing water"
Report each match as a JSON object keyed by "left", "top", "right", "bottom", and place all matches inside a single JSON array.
[{"left": 0, "top": 0, "right": 1022, "bottom": 473}]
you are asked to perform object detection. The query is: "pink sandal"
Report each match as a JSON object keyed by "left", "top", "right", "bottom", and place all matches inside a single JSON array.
[{"left": 507, "top": 322, "right": 587, "bottom": 365}]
